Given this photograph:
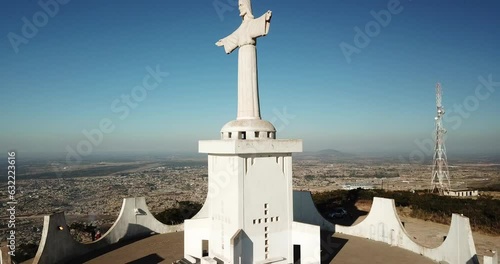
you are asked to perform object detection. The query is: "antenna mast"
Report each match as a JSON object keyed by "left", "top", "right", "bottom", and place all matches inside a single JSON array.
[{"left": 430, "top": 83, "right": 451, "bottom": 195}]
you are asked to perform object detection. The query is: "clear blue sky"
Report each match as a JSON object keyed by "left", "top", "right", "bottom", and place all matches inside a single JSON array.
[{"left": 1, "top": 0, "right": 499, "bottom": 157}]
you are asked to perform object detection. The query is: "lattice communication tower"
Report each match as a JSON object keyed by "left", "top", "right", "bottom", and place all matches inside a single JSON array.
[{"left": 430, "top": 83, "right": 451, "bottom": 195}]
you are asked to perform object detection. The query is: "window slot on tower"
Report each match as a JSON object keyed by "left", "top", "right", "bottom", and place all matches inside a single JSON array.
[{"left": 202, "top": 240, "right": 209, "bottom": 257}]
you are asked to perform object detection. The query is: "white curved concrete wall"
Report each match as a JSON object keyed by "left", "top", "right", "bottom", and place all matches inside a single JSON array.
[
  {"left": 184, "top": 218, "right": 210, "bottom": 260},
  {"left": 32, "top": 197, "right": 182, "bottom": 264},
  {"left": 0, "top": 247, "right": 4, "bottom": 264},
  {"left": 292, "top": 191, "right": 335, "bottom": 232},
  {"left": 483, "top": 250, "right": 498, "bottom": 264},
  {"left": 100, "top": 197, "right": 183, "bottom": 244},
  {"left": 292, "top": 222, "right": 321, "bottom": 264},
  {"left": 192, "top": 195, "right": 210, "bottom": 219},
  {"left": 336, "top": 197, "right": 479, "bottom": 264}
]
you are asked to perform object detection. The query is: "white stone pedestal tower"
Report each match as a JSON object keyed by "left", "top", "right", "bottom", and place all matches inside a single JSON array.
[{"left": 183, "top": 1, "right": 320, "bottom": 263}]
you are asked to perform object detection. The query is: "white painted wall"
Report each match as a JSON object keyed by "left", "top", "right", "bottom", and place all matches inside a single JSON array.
[
  {"left": 33, "top": 197, "right": 183, "bottom": 264},
  {"left": 292, "top": 222, "right": 321, "bottom": 264},
  {"left": 243, "top": 155, "right": 293, "bottom": 262},
  {"left": 184, "top": 218, "right": 210, "bottom": 259},
  {"left": 483, "top": 250, "right": 498, "bottom": 264},
  {"left": 336, "top": 197, "right": 480, "bottom": 264},
  {"left": 445, "top": 190, "right": 479, "bottom": 197},
  {"left": 208, "top": 155, "right": 241, "bottom": 262},
  {"left": 184, "top": 139, "right": 320, "bottom": 264},
  {"left": 293, "top": 191, "right": 335, "bottom": 232}
]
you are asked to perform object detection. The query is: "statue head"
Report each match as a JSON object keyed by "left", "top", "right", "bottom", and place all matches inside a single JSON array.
[{"left": 239, "top": 0, "right": 254, "bottom": 19}]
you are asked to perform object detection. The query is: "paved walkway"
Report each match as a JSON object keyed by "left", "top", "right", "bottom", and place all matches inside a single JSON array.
[
  {"left": 73, "top": 232, "right": 435, "bottom": 264},
  {"left": 329, "top": 233, "right": 434, "bottom": 264}
]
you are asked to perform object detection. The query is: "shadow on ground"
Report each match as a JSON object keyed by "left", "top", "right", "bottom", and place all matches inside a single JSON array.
[
  {"left": 126, "top": 254, "right": 164, "bottom": 264},
  {"left": 319, "top": 231, "right": 348, "bottom": 264},
  {"left": 69, "top": 234, "right": 152, "bottom": 264}
]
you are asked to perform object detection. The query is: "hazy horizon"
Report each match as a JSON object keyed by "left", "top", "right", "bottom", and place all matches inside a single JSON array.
[{"left": 10, "top": 148, "right": 500, "bottom": 160}]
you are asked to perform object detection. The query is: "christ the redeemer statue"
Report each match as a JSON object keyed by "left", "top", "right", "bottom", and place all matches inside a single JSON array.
[{"left": 216, "top": 0, "right": 272, "bottom": 120}]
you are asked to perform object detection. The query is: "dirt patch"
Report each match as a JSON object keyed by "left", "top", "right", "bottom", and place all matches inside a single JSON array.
[
  {"left": 400, "top": 216, "right": 500, "bottom": 260},
  {"left": 354, "top": 200, "right": 372, "bottom": 212}
]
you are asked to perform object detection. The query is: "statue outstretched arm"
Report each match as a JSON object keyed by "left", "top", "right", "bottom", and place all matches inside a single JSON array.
[
  {"left": 216, "top": 32, "right": 239, "bottom": 54},
  {"left": 249, "top": 10, "right": 272, "bottom": 39}
]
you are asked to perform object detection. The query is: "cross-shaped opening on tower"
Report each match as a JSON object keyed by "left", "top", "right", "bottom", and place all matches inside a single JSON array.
[{"left": 250, "top": 203, "right": 280, "bottom": 259}]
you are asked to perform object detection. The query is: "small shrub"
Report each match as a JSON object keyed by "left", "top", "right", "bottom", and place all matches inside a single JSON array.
[{"left": 155, "top": 201, "right": 202, "bottom": 225}]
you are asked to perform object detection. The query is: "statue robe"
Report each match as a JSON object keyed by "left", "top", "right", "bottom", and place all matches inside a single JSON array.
[{"left": 219, "top": 13, "right": 271, "bottom": 120}]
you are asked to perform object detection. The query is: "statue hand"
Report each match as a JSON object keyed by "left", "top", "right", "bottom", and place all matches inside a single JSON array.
[
  {"left": 215, "top": 40, "right": 224, "bottom": 47},
  {"left": 266, "top": 10, "right": 272, "bottom": 20}
]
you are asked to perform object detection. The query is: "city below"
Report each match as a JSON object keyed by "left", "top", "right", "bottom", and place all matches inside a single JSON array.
[{"left": 1, "top": 149, "right": 499, "bottom": 262}]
